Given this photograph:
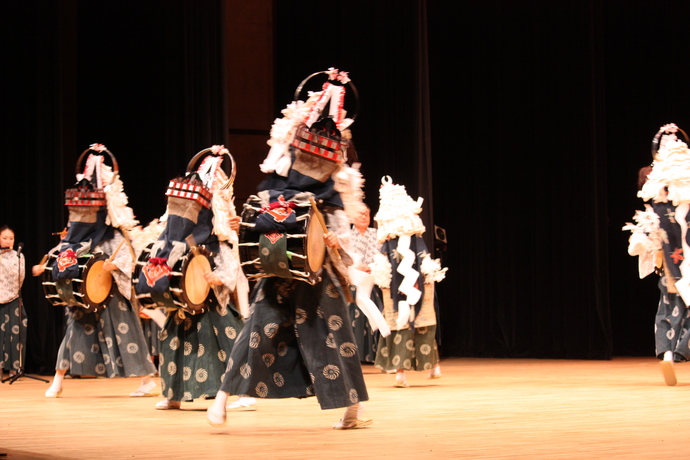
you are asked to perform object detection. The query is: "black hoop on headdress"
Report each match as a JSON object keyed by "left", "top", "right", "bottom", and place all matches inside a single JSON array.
[
  {"left": 186, "top": 147, "right": 236, "bottom": 189},
  {"left": 293, "top": 71, "right": 360, "bottom": 124},
  {"left": 651, "top": 125, "right": 690, "bottom": 159},
  {"left": 75, "top": 145, "right": 119, "bottom": 177}
]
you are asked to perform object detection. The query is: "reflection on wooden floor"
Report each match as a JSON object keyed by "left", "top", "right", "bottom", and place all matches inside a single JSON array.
[{"left": 1, "top": 357, "right": 689, "bottom": 459}]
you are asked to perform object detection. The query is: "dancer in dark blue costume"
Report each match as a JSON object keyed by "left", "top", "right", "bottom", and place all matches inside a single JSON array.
[{"left": 207, "top": 69, "right": 372, "bottom": 429}]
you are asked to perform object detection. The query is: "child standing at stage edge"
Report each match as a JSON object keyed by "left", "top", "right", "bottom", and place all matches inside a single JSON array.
[{"left": 0, "top": 226, "right": 26, "bottom": 377}]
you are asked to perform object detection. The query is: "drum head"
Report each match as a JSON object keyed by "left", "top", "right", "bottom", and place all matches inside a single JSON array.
[
  {"left": 306, "top": 213, "right": 326, "bottom": 274},
  {"left": 184, "top": 253, "right": 212, "bottom": 306},
  {"left": 84, "top": 259, "right": 113, "bottom": 305}
]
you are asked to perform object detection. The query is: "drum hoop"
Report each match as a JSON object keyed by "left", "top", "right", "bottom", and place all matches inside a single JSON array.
[
  {"left": 186, "top": 147, "right": 236, "bottom": 189},
  {"left": 75, "top": 147, "right": 119, "bottom": 177},
  {"left": 293, "top": 71, "right": 359, "bottom": 124}
]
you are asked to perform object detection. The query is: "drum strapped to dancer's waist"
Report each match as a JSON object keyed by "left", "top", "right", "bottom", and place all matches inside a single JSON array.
[
  {"left": 133, "top": 243, "right": 215, "bottom": 314},
  {"left": 41, "top": 252, "right": 114, "bottom": 312},
  {"left": 238, "top": 196, "right": 326, "bottom": 285}
]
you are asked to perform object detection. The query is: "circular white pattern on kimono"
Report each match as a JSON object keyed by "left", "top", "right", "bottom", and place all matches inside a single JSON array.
[
  {"left": 306, "top": 384, "right": 315, "bottom": 396},
  {"left": 340, "top": 342, "right": 357, "bottom": 358},
  {"left": 309, "top": 373, "right": 315, "bottom": 383},
  {"left": 673, "top": 306, "right": 680, "bottom": 317},
  {"left": 420, "top": 344, "right": 432, "bottom": 355},
  {"left": 21, "top": 318, "right": 27, "bottom": 327},
  {"left": 170, "top": 337, "right": 180, "bottom": 350},
  {"left": 118, "top": 323, "right": 129, "bottom": 334},
  {"left": 225, "top": 327, "right": 237, "bottom": 339},
  {"left": 198, "top": 344, "right": 205, "bottom": 357},
  {"left": 326, "top": 283, "right": 340, "bottom": 299},
  {"left": 273, "top": 372, "right": 285, "bottom": 387},
  {"left": 3, "top": 352, "right": 7, "bottom": 362},
  {"left": 240, "top": 363, "right": 252, "bottom": 379},
  {"left": 380, "top": 346, "right": 389, "bottom": 358},
  {"left": 127, "top": 343, "right": 139, "bottom": 354},
  {"left": 115, "top": 357, "right": 123, "bottom": 367},
  {"left": 184, "top": 318, "right": 193, "bottom": 331},
  {"left": 196, "top": 321, "right": 202, "bottom": 332},
  {"left": 58, "top": 359, "right": 70, "bottom": 370},
  {"left": 167, "top": 388, "right": 174, "bottom": 399},
  {"left": 323, "top": 364, "right": 340, "bottom": 380},
  {"left": 326, "top": 333, "right": 336, "bottom": 348},
  {"left": 328, "top": 315, "right": 343, "bottom": 331},
  {"left": 116, "top": 335, "right": 122, "bottom": 345},
  {"left": 667, "top": 329, "right": 676, "bottom": 340},
  {"left": 213, "top": 326, "right": 219, "bottom": 336},
  {"left": 354, "top": 308, "right": 360, "bottom": 318},
  {"left": 417, "top": 326, "right": 428, "bottom": 335},
  {"left": 218, "top": 349, "right": 226, "bottom": 362},
  {"left": 317, "top": 306, "right": 325, "bottom": 318},
  {"left": 98, "top": 331, "right": 106, "bottom": 343},
  {"left": 196, "top": 368, "right": 208, "bottom": 382},
  {"left": 227, "top": 357, "right": 234, "bottom": 370},
  {"left": 405, "top": 339, "right": 414, "bottom": 351},
  {"left": 73, "top": 351, "right": 85, "bottom": 364},
  {"left": 3, "top": 313, "right": 8, "bottom": 324},
  {"left": 423, "top": 362, "right": 433, "bottom": 370},
  {"left": 11, "top": 325, "right": 19, "bottom": 335},
  {"left": 117, "top": 301, "right": 128, "bottom": 311},
  {"left": 256, "top": 382, "right": 268, "bottom": 397},
  {"left": 392, "top": 355, "right": 400, "bottom": 366},
  {"left": 295, "top": 308, "right": 307, "bottom": 324},
  {"left": 103, "top": 354, "right": 111, "bottom": 365},
  {"left": 100, "top": 318, "right": 105, "bottom": 329},
  {"left": 0, "top": 323, "right": 4, "bottom": 332},
  {"left": 84, "top": 324, "right": 95, "bottom": 335},
  {"left": 262, "top": 354, "right": 275, "bottom": 367},
  {"left": 184, "top": 341, "right": 193, "bottom": 356},
  {"left": 167, "top": 361, "right": 177, "bottom": 375},
  {"left": 277, "top": 342, "right": 288, "bottom": 357},
  {"left": 264, "top": 323, "right": 279, "bottom": 338},
  {"left": 159, "top": 329, "right": 169, "bottom": 341},
  {"left": 184, "top": 391, "right": 193, "bottom": 401},
  {"left": 106, "top": 337, "right": 114, "bottom": 348},
  {"left": 91, "top": 344, "right": 100, "bottom": 353},
  {"left": 349, "top": 389, "right": 358, "bottom": 404},
  {"left": 393, "top": 334, "right": 402, "bottom": 345},
  {"left": 403, "top": 358, "right": 412, "bottom": 368},
  {"left": 249, "top": 332, "right": 261, "bottom": 348},
  {"left": 95, "top": 363, "right": 106, "bottom": 374}
]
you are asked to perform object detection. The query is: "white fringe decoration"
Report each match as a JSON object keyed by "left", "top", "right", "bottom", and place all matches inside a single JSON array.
[
  {"left": 420, "top": 254, "right": 448, "bottom": 284},
  {"left": 370, "top": 252, "right": 392, "bottom": 289},
  {"left": 639, "top": 137, "right": 690, "bottom": 205},
  {"left": 333, "top": 162, "right": 366, "bottom": 223},
  {"left": 374, "top": 176, "right": 426, "bottom": 244}
]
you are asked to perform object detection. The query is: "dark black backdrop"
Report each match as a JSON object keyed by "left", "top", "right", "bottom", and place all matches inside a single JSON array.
[{"left": 2, "top": 0, "right": 687, "bottom": 373}]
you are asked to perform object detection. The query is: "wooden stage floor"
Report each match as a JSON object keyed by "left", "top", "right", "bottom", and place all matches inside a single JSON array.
[{"left": 1, "top": 357, "right": 689, "bottom": 459}]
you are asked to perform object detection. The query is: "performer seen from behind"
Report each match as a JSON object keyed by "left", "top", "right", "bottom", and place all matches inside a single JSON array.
[{"left": 206, "top": 68, "right": 373, "bottom": 429}]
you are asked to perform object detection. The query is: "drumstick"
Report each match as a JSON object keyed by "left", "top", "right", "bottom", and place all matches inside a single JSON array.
[
  {"left": 308, "top": 196, "right": 341, "bottom": 262},
  {"left": 106, "top": 238, "right": 127, "bottom": 263},
  {"left": 185, "top": 235, "right": 200, "bottom": 257}
]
